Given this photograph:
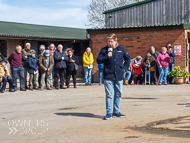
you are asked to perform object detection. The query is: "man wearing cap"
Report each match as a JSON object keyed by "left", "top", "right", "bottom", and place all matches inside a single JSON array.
[
  {"left": 0, "top": 59, "right": 14, "bottom": 93},
  {"left": 39, "top": 50, "right": 54, "bottom": 90},
  {"left": 97, "top": 33, "right": 131, "bottom": 120}
]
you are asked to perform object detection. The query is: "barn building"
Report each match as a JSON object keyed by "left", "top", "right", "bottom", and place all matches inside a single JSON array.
[
  {"left": 87, "top": 0, "right": 190, "bottom": 82},
  {"left": 0, "top": 21, "right": 89, "bottom": 77}
]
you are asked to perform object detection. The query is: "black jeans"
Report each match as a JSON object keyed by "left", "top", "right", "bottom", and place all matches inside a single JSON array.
[
  {"left": 54, "top": 68, "right": 66, "bottom": 88},
  {"left": 66, "top": 69, "right": 77, "bottom": 86},
  {"left": 1, "top": 76, "right": 14, "bottom": 91},
  {"left": 131, "top": 72, "right": 142, "bottom": 83}
]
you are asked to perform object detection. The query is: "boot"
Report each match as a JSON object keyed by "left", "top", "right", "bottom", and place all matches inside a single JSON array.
[
  {"left": 29, "top": 84, "right": 33, "bottom": 90},
  {"left": 137, "top": 80, "right": 140, "bottom": 85},
  {"left": 33, "top": 84, "right": 38, "bottom": 90},
  {"left": 124, "top": 80, "right": 129, "bottom": 85},
  {"left": 67, "top": 85, "right": 69, "bottom": 88},
  {"left": 130, "top": 80, "right": 134, "bottom": 85},
  {"left": 74, "top": 84, "right": 77, "bottom": 88}
]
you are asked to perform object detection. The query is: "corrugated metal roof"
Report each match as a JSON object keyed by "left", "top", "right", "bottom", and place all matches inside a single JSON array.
[
  {"left": 103, "top": 0, "right": 157, "bottom": 14},
  {"left": 0, "top": 21, "right": 88, "bottom": 40}
]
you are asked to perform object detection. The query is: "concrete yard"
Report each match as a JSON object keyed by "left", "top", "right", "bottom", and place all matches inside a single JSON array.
[{"left": 0, "top": 83, "right": 190, "bottom": 143}]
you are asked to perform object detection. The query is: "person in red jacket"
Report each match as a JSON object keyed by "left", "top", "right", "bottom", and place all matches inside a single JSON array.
[{"left": 131, "top": 56, "right": 143, "bottom": 85}]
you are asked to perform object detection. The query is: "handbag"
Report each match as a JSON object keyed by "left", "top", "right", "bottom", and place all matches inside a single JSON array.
[{"left": 74, "top": 63, "right": 78, "bottom": 71}]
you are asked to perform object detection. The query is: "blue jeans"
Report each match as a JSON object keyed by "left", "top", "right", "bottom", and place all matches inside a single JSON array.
[
  {"left": 12, "top": 67, "right": 25, "bottom": 89},
  {"left": 99, "top": 68, "right": 103, "bottom": 83},
  {"left": 51, "top": 66, "right": 55, "bottom": 85},
  {"left": 83, "top": 67, "right": 92, "bottom": 84},
  {"left": 167, "top": 63, "right": 174, "bottom": 83},
  {"left": 143, "top": 69, "right": 155, "bottom": 83},
  {"left": 1, "top": 76, "right": 14, "bottom": 91},
  {"left": 104, "top": 79, "right": 123, "bottom": 115},
  {"left": 159, "top": 67, "right": 168, "bottom": 85},
  {"left": 124, "top": 71, "right": 131, "bottom": 81}
]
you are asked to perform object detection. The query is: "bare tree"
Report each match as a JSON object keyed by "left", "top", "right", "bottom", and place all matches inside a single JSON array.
[{"left": 86, "top": 0, "right": 144, "bottom": 28}]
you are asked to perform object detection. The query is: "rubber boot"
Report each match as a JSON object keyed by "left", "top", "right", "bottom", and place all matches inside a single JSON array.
[{"left": 130, "top": 80, "right": 134, "bottom": 85}]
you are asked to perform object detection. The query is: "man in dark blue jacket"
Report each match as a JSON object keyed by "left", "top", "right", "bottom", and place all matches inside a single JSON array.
[
  {"left": 97, "top": 33, "right": 131, "bottom": 120},
  {"left": 53, "top": 44, "right": 69, "bottom": 89},
  {"left": 167, "top": 45, "right": 176, "bottom": 84}
]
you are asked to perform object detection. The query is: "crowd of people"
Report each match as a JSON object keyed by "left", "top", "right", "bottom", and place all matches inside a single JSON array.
[
  {"left": 0, "top": 40, "right": 175, "bottom": 94},
  {"left": 97, "top": 42, "right": 176, "bottom": 86},
  {"left": 0, "top": 43, "right": 84, "bottom": 93}
]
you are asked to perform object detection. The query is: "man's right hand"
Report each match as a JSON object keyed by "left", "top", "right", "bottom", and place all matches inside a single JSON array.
[
  {"left": 25, "top": 56, "right": 27, "bottom": 59},
  {"left": 108, "top": 52, "right": 112, "bottom": 58},
  {"left": 160, "top": 65, "right": 162, "bottom": 68},
  {"left": 44, "top": 68, "right": 47, "bottom": 71},
  {"left": 62, "top": 57, "right": 64, "bottom": 60}
]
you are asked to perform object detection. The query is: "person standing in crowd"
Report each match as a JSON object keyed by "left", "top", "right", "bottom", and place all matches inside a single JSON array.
[
  {"left": 0, "top": 59, "right": 14, "bottom": 93},
  {"left": 124, "top": 67, "right": 131, "bottom": 85},
  {"left": 54, "top": 44, "right": 68, "bottom": 89},
  {"left": 167, "top": 46, "right": 176, "bottom": 84},
  {"left": 97, "top": 33, "right": 130, "bottom": 120},
  {"left": 8, "top": 45, "right": 26, "bottom": 91},
  {"left": 28, "top": 50, "right": 38, "bottom": 90},
  {"left": 66, "top": 48, "right": 79, "bottom": 88},
  {"left": 38, "top": 45, "right": 46, "bottom": 89},
  {"left": 150, "top": 46, "right": 159, "bottom": 83},
  {"left": 39, "top": 50, "right": 54, "bottom": 90},
  {"left": 83, "top": 47, "right": 94, "bottom": 86},
  {"left": 49, "top": 43, "right": 56, "bottom": 87},
  {"left": 157, "top": 47, "right": 171, "bottom": 85},
  {"left": 131, "top": 56, "right": 143, "bottom": 85},
  {"left": 98, "top": 63, "right": 104, "bottom": 85},
  {"left": 22, "top": 43, "right": 31, "bottom": 89},
  {"left": 142, "top": 53, "right": 156, "bottom": 85}
]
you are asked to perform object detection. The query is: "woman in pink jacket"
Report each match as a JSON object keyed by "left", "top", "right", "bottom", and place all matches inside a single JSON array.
[{"left": 157, "top": 47, "right": 171, "bottom": 85}]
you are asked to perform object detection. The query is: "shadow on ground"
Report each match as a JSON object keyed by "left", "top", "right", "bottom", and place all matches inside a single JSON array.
[
  {"left": 177, "top": 103, "right": 190, "bottom": 107},
  {"left": 54, "top": 112, "right": 103, "bottom": 119},
  {"left": 122, "top": 97, "right": 157, "bottom": 100}
]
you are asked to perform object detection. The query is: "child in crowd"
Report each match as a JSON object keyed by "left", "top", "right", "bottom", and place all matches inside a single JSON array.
[
  {"left": 131, "top": 56, "right": 143, "bottom": 85},
  {"left": 28, "top": 50, "right": 39, "bottom": 90}
]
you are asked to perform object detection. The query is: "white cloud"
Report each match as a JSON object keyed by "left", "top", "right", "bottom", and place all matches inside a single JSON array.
[{"left": 0, "top": 1, "right": 89, "bottom": 28}]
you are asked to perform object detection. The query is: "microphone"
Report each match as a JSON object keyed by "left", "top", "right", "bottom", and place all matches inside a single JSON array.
[{"left": 108, "top": 47, "right": 113, "bottom": 52}]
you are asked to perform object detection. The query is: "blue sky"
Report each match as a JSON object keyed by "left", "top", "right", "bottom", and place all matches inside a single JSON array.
[{"left": 0, "top": 0, "right": 91, "bottom": 28}]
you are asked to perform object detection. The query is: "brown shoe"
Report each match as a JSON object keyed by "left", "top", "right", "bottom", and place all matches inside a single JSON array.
[
  {"left": 47, "top": 87, "right": 52, "bottom": 90},
  {"left": 40, "top": 88, "right": 43, "bottom": 91},
  {"left": 14, "top": 89, "right": 17, "bottom": 92},
  {"left": 20, "top": 88, "right": 26, "bottom": 91},
  {"left": 124, "top": 80, "right": 129, "bottom": 85}
]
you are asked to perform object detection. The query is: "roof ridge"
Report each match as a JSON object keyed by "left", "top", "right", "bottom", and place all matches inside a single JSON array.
[
  {"left": 103, "top": 0, "right": 157, "bottom": 14},
  {"left": 0, "top": 21, "right": 86, "bottom": 30}
]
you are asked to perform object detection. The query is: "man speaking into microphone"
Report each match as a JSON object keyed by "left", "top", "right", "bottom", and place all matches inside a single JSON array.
[{"left": 97, "top": 33, "right": 131, "bottom": 120}]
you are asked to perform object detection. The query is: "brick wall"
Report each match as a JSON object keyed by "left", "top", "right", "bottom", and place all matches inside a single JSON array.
[
  {"left": 89, "top": 28, "right": 187, "bottom": 82},
  {"left": 7, "top": 39, "right": 24, "bottom": 56}
]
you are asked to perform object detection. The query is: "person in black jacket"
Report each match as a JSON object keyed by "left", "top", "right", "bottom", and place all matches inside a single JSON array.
[
  {"left": 66, "top": 48, "right": 79, "bottom": 88},
  {"left": 167, "top": 45, "right": 176, "bottom": 84},
  {"left": 22, "top": 43, "right": 31, "bottom": 89},
  {"left": 97, "top": 33, "right": 130, "bottom": 120},
  {"left": 53, "top": 44, "right": 69, "bottom": 89}
]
